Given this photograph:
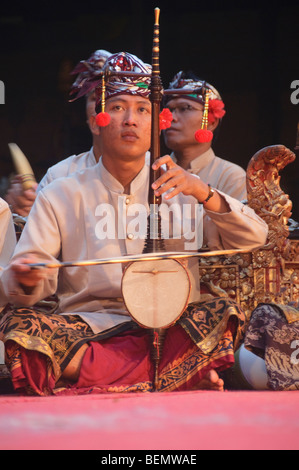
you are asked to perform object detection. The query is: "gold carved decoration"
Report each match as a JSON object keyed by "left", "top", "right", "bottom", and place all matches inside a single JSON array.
[{"left": 199, "top": 145, "right": 299, "bottom": 321}]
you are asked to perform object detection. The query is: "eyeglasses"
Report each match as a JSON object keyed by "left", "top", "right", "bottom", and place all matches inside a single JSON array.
[{"left": 167, "top": 103, "right": 203, "bottom": 115}]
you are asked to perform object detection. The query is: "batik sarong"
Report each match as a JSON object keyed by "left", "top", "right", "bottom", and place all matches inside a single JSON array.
[
  {"left": 244, "top": 303, "right": 299, "bottom": 391},
  {"left": 0, "top": 297, "right": 246, "bottom": 396}
]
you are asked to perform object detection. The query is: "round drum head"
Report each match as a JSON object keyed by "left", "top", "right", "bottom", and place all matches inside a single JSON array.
[{"left": 121, "top": 258, "right": 191, "bottom": 329}]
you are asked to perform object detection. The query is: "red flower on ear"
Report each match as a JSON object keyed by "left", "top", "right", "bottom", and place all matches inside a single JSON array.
[
  {"left": 159, "top": 108, "right": 173, "bottom": 130},
  {"left": 208, "top": 99, "right": 226, "bottom": 122},
  {"left": 194, "top": 129, "right": 213, "bottom": 143},
  {"left": 96, "top": 112, "right": 111, "bottom": 127}
]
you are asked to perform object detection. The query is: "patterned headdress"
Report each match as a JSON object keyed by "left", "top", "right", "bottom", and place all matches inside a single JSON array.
[
  {"left": 165, "top": 71, "right": 226, "bottom": 142},
  {"left": 94, "top": 52, "right": 152, "bottom": 126},
  {"left": 69, "top": 49, "right": 112, "bottom": 101}
]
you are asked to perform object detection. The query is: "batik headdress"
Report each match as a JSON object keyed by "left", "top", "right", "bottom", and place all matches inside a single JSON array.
[
  {"left": 164, "top": 71, "right": 226, "bottom": 142},
  {"left": 69, "top": 49, "right": 112, "bottom": 101},
  {"left": 94, "top": 52, "right": 152, "bottom": 127}
]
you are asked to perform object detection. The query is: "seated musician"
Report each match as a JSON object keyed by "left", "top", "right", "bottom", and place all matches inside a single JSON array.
[
  {"left": 0, "top": 198, "right": 16, "bottom": 308},
  {"left": 0, "top": 52, "right": 268, "bottom": 396},
  {"left": 4, "top": 49, "right": 111, "bottom": 217},
  {"left": 163, "top": 71, "right": 247, "bottom": 201}
]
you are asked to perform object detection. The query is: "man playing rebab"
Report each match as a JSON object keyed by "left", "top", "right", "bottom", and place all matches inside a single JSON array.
[{"left": 0, "top": 52, "right": 268, "bottom": 395}]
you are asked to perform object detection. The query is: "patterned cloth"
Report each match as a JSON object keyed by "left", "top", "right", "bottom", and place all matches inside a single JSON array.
[
  {"left": 165, "top": 70, "right": 223, "bottom": 104},
  {"left": 69, "top": 49, "right": 111, "bottom": 101},
  {"left": 0, "top": 297, "right": 246, "bottom": 396},
  {"left": 164, "top": 71, "right": 226, "bottom": 123},
  {"left": 244, "top": 303, "right": 299, "bottom": 391},
  {"left": 95, "top": 52, "right": 152, "bottom": 112}
]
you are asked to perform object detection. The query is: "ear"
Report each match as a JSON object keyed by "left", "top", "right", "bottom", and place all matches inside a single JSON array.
[
  {"left": 88, "top": 115, "right": 101, "bottom": 136},
  {"left": 207, "top": 117, "right": 219, "bottom": 132}
]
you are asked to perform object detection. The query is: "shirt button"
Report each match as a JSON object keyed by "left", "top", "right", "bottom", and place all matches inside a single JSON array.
[
  {"left": 125, "top": 197, "right": 130, "bottom": 205},
  {"left": 127, "top": 233, "right": 134, "bottom": 240}
]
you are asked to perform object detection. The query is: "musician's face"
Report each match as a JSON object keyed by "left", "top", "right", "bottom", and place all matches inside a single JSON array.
[
  {"left": 163, "top": 97, "right": 214, "bottom": 151},
  {"left": 100, "top": 94, "right": 152, "bottom": 161}
]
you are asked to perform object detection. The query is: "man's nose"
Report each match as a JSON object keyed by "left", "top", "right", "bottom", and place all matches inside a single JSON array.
[
  {"left": 170, "top": 109, "right": 178, "bottom": 122},
  {"left": 124, "top": 109, "right": 137, "bottom": 126}
]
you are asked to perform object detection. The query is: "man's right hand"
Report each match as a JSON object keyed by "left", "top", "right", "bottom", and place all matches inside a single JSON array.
[
  {"left": 5, "top": 176, "right": 37, "bottom": 217},
  {"left": 10, "top": 256, "right": 45, "bottom": 289}
]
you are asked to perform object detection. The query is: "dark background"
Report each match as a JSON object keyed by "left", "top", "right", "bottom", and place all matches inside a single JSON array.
[{"left": 0, "top": 0, "right": 298, "bottom": 219}]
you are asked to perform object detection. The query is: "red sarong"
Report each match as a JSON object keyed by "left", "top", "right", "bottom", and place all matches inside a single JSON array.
[
  {"left": 7, "top": 325, "right": 234, "bottom": 395},
  {"left": 0, "top": 297, "right": 245, "bottom": 396}
]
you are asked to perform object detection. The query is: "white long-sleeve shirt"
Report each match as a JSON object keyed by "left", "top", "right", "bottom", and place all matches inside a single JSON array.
[
  {"left": 2, "top": 157, "right": 268, "bottom": 333},
  {"left": 38, "top": 148, "right": 97, "bottom": 191},
  {"left": 0, "top": 199, "right": 17, "bottom": 307},
  {"left": 172, "top": 148, "right": 247, "bottom": 201}
]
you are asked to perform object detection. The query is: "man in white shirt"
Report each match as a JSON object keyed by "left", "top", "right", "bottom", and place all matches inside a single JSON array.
[
  {"left": 4, "top": 49, "right": 111, "bottom": 214},
  {"left": 0, "top": 53, "right": 268, "bottom": 396},
  {"left": 0, "top": 198, "right": 16, "bottom": 308},
  {"left": 163, "top": 71, "right": 247, "bottom": 201},
  {"left": 0, "top": 198, "right": 16, "bottom": 368}
]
